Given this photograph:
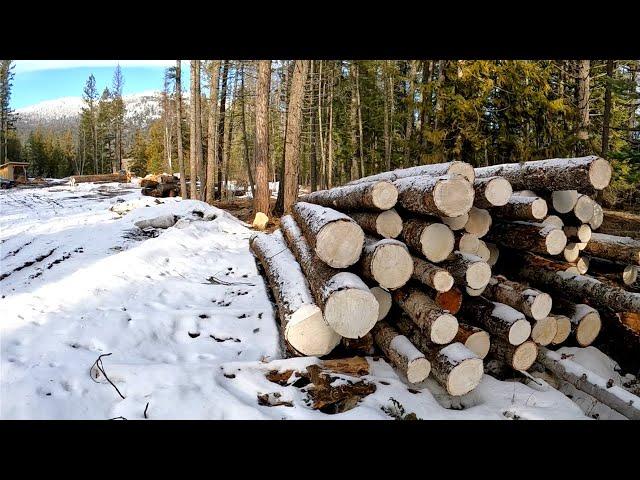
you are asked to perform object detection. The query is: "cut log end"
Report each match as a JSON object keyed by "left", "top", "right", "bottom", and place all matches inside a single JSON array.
[
  {"left": 589, "top": 157, "right": 613, "bottom": 190},
  {"left": 466, "top": 261, "right": 492, "bottom": 290},
  {"left": 576, "top": 312, "right": 602, "bottom": 347},
  {"left": 623, "top": 265, "right": 639, "bottom": 286},
  {"left": 551, "top": 315, "right": 572, "bottom": 345},
  {"left": 421, "top": 223, "right": 455, "bottom": 263},
  {"left": 475, "top": 240, "right": 491, "bottom": 262},
  {"left": 530, "top": 292, "right": 553, "bottom": 321},
  {"left": 407, "top": 358, "right": 432, "bottom": 384},
  {"left": 448, "top": 358, "right": 484, "bottom": 396},
  {"left": 436, "top": 288, "right": 463, "bottom": 314},
  {"left": 252, "top": 212, "right": 269, "bottom": 230},
  {"left": 464, "top": 331, "right": 491, "bottom": 359},
  {"left": 465, "top": 207, "right": 492, "bottom": 237},
  {"left": 370, "top": 286, "right": 392, "bottom": 321},
  {"left": 370, "top": 242, "right": 414, "bottom": 290},
  {"left": 509, "top": 319, "right": 532, "bottom": 346},
  {"left": 285, "top": 305, "right": 341, "bottom": 356},
  {"left": 465, "top": 285, "right": 486, "bottom": 296},
  {"left": 577, "top": 224, "right": 592, "bottom": 243},
  {"left": 486, "top": 242, "right": 500, "bottom": 267},
  {"left": 457, "top": 232, "right": 480, "bottom": 255},
  {"left": 376, "top": 209, "right": 403, "bottom": 238},
  {"left": 433, "top": 176, "right": 475, "bottom": 217},
  {"left": 564, "top": 243, "right": 580, "bottom": 262},
  {"left": 324, "top": 288, "right": 378, "bottom": 339},
  {"left": 531, "top": 198, "right": 549, "bottom": 220},
  {"left": 545, "top": 228, "right": 568, "bottom": 255},
  {"left": 431, "top": 313, "right": 459, "bottom": 345},
  {"left": 441, "top": 214, "right": 469, "bottom": 231},
  {"left": 371, "top": 181, "right": 399, "bottom": 210},
  {"left": 574, "top": 195, "right": 596, "bottom": 223},
  {"left": 543, "top": 215, "right": 565, "bottom": 229},
  {"left": 530, "top": 316, "right": 558, "bottom": 346},
  {"left": 316, "top": 220, "right": 364, "bottom": 268},
  {"left": 484, "top": 177, "right": 513, "bottom": 206},
  {"left": 511, "top": 341, "right": 538, "bottom": 371},
  {"left": 551, "top": 190, "right": 578, "bottom": 214},
  {"left": 449, "top": 161, "right": 476, "bottom": 183},
  {"left": 433, "top": 270, "right": 455, "bottom": 292}
]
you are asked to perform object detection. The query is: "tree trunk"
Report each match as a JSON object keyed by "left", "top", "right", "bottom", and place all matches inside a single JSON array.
[
  {"left": 189, "top": 60, "right": 198, "bottom": 199},
  {"left": 393, "top": 287, "right": 459, "bottom": 344},
  {"left": 372, "top": 321, "right": 431, "bottom": 383},
  {"left": 394, "top": 174, "right": 474, "bottom": 217},
  {"left": 282, "top": 60, "right": 309, "bottom": 214},
  {"left": 205, "top": 60, "right": 220, "bottom": 204},
  {"left": 357, "top": 236, "right": 413, "bottom": 290},
  {"left": 400, "top": 217, "right": 454, "bottom": 263},
  {"left": 485, "top": 221, "right": 567, "bottom": 256},
  {"left": 195, "top": 60, "right": 204, "bottom": 201},
  {"left": 576, "top": 60, "right": 591, "bottom": 153},
  {"left": 251, "top": 60, "right": 272, "bottom": 218},
  {"left": 474, "top": 156, "right": 612, "bottom": 194},
  {"left": 309, "top": 60, "right": 318, "bottom": 193},
  {"left": 291, "top": 202, "right": 364, "bottom": 268},
  {"left": 280, "top": 215, "right": 378, "bottom": 339},
  {"left": 482, "top": 275, "right": 552, "bottom": 321},
  {"left": 356, "top": 63, "right": 365, "bottom": 178},
  {"left": 216, "top": 61, "right": 230, "bottom": 200},
  {"left": 301, "top": 180, "right": 397, "bottom": 212},
  {"left": 250, "top": 231, "right": 340, "bottom": 356},
  {"left": 601, "top": 59, "right": 614, "bottom": 157},
  {"left": 175, "top": 60, "right": 187, "bottom": 198},
  {"left": 349, "top": 61, "right": 359, "bottom": 181},
  {"left": 583, "top": 232, "right": 640, "bottom": 265},
  {"left": 403, "top": 60, "right": 417, "bottom": 166},
  {"left": 460, "top": 296, "right": 532, "bottom": 346},
  {"left": 240, "top": 63, "right": 255, "bottom": 200}
]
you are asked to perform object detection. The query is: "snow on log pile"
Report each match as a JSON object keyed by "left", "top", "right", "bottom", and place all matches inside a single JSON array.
[{"left": 249, "top": 156, "right": 640, "bottom": 415}]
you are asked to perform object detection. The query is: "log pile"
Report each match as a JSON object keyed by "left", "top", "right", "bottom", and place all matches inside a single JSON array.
[
  {"left": 250, "top": 155, "right": 640, "bottom": 413},
  {"left": 140, "top": 174, "right": 180, "bottom": 197}
]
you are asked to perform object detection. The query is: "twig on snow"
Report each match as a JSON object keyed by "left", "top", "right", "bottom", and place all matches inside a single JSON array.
[{"left": 90, "top": 353, "right": 126, "bottom": 400}]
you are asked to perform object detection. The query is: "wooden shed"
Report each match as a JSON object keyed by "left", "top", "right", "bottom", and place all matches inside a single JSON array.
[{"left": 0, "top": 161, "right": 30, "bottom": 182}]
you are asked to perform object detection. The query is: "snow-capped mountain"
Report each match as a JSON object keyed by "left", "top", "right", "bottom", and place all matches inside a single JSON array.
[{"left": 15, "top": 91, "right": 164, "bottom": 134}]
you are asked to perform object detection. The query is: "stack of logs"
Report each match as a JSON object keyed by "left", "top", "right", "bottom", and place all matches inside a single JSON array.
[
  {"left": 140, "top": 174, "right": 180, "bottom": 198},
  {"left": 250, "top": 155, "right": 640, "bottom": 408}
]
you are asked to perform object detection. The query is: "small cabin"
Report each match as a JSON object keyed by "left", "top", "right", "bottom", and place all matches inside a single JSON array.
[{"left": 0, "top": 161, "right": 30, "bottom": 182}]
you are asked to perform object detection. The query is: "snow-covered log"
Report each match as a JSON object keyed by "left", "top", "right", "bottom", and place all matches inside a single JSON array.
[
  {"left": 473, "top": 176, "right": 512, "bottom": 208},
  {"left": 439, "top": 251, "right": 491, "bottom": 290},
  {"left": 482, "top": 275, "right": 552, "bottom": 321},
  {"left": 411, "top": 256, "right": 454, "bottom": 293},
  {"left": 551, "top": 297, "right": 602, "bottom": 347},
  {"left": 485, "top": 221, "right": 567, "bottom": 256},
  {"left": 250, "top": 231, "right": 341, "bottom": 356},
  {"left": 464, "top": 207, "right": 492, "bottom": 237},
  {"left": 492, "top": 195, "right": 548, "bottom": 221},
  {"left": 134, "top": 214, "right": 177, "bottom": 230},
  {"left": 394, "top": 174, "right": 475, "bottom": 217},
  {"left": 454, "top": 323, "right": 490, "bottom": 359},
  {"left": 357, "top": 236, "right": 413, "bottom": 290},
  {"left": 292, "top": 202, "right": 364, "bottom": 268},
  {"left": 474, "top": 156, "right": 612, "bottom": 193},
  {"left": 400, "top": 217, "right": 454, "bottom": 263},
  {"left": 490, "top": 339, "right": 538, "bottom": 371},
  {"left": 460, "top": 296, "right": 532, "bottom": 346},
  {"left": 347, "top": 160, "right": 476, "bottom": 185},
  {"left": 301, "top": 180, "right": 398, "bottom": 212},
  {"left": 395, "top": 316, "right": 483, "bottom": 396},
  {"left": 537, "top": 347, "right": 640, "bottom": 420},
  {"left": 280, "top": 215, "right": 378, "bottom": 338},
  {"left": 393, "top": 287, "right": 459, "bottom": 344},
  {"left": 349, "top": 209, "right": 403, "bottom": 239},
  {"left": 583, "top": 233, "right": 640, "bottom": 265},
  {"left": 372, "top": 321, "right": 431, "bottom": 383}
]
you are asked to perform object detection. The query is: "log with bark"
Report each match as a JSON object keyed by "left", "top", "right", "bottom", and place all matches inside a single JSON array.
[
  {"left": 280, "top": 215, "right": 378, "bottom": 338},
  {"left": 485, "top": 221, "right": 567, "bottom": 256},
  {"left": 347, "top": 160, "right": 476, "bottom": 186},
  {"left": 372, "top": 321, "right": 431, "bottom": 383},
  {"left": 439, "top": 251, "right": 491, "bottom": 290},
  {"left": 587, "top": 257, "right": 638, "bottom": 286},
  {"left": 473, "top": 176, "right": 512, "bottom": 208},
  {"left": 357, "top": 236, "right": 414, "bottom": 290},
  {"left": 583, "top": 233, "right": 640, "bottom": 265},
  {"left": 393, "top": 287, "right": 459, "bottom": 344},
  {"left": 292, "top": 202, "right": 365, "bottom": 268},
  {"left": 411, "top": 256, "right": 454, "bottom": 293},
  {"left": 454, "top": 323, "right": 491, "bottom": 359},
  {"left": 400, "top": 217, "right": 454, "bottom": 263},
  {"left": 395, "top": 316, "right": 484, "bottom": 396},
  {"left": 250, "top": 231, "right": 341, "bottom": 356},
  {"left": 394, "top": 174, "right": 475, "bottom": 218},
  {"left": 464, "top": 207, "right": 492, "bottom": 237},
  {"left": 490, "top": 339, "right": 538, "bottom": 371},
  {"left": 301, "top": 180, "right": 398, "bottom": 212},
  {"left": 492, "top": 195, "right": 548, "bottom": 222},
  {"left": 474, "top": 156, "right": 612, "bottom": 193},
  {"left": 551, "top": 297, "right": 602, "bottom": 347},
  {"left": 482, "top": 275, "right": 552, "bottom": 321},
  {"left": 506, "top": 251, "right": 640, "bottom": 313},
  {"left": 349, "top": 209, "right": 403, "bottom": 239},
  {"left": 341, "top": 334, "right": 375, "bottom": 356},
  {"left": 598, "top": 209, "right": 640, "bottom": 239},
  {"left": 537, "top": 347, "right": 640, "bottom": 420},
  {"left": 459, "top": 296, "right": 532, "bottom": 346}
]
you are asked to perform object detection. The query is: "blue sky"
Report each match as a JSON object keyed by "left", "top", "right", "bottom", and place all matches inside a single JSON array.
[{"left": 12, "top": 61, "right": 189, "bottom": 109}]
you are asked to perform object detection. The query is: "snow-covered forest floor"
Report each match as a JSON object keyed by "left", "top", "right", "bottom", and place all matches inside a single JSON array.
[{"left": 0, "top": 182, "right": 631, "bottom": 419}]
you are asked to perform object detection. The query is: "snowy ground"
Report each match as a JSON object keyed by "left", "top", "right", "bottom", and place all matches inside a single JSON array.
[{"left": 0, "top": 182, "right": 629, "bottom": 419}]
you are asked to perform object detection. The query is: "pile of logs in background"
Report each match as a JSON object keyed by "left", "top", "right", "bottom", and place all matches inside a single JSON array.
[
  {"left": 250, "top": 155, "right": 640, "bottom": 417},
  {"left": 140, "top": 174, "right": 180, "bottom": 198}
]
